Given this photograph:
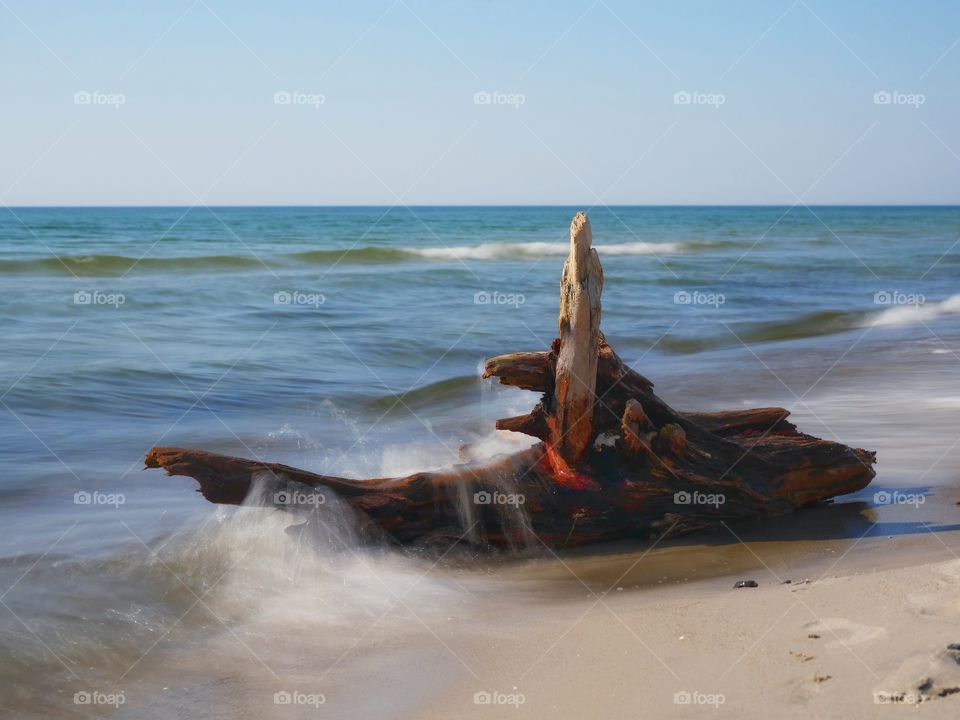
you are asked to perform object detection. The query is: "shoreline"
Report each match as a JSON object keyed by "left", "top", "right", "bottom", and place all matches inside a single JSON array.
[
  {"left": 10, "top": 492, "right": 960, "bottom": 719},
  {"left": 420, "top": 521, "right": 960, "bottom": 719}
]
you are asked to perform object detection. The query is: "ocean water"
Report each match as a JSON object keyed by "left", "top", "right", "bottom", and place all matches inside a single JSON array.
[{"left": 1, "top": 206, "right": 959, "bottom": 717}]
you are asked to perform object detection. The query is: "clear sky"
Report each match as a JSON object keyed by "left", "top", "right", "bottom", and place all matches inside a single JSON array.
[{"left": 1, "top": 0, "right": 958, "bottom": 205}]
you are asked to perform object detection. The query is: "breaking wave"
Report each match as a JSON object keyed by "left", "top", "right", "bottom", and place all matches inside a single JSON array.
[
  {"left": 0, "top": 241, "right": 687, "bottom": 276},
  {"left": 867, "top": 294, "right": 960, "bottom": 328}
]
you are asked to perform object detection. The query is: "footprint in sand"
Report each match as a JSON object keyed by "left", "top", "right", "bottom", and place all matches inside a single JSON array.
[
  {"left": 906, "top": 591, "right": 960, "bottom": 619},
  {"left": 803, "top": 618, "right": 886, "bottom": 648},
  {"left": 907, "top": 562, "right": 960, "bottom": 618}
]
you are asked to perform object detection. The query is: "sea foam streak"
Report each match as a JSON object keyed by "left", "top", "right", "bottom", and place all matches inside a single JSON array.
[
  {"left": 164, "top": 478, "right": 470, "bottom": 629},
  {"left": 0, "top": 241, "right": 684, "bottom": 275},
  {"left": 411, "top": 241, "right": 682, "bottom": 260},
  {"left": 868, "top": 294, "right": 960, "bottom": 328}
]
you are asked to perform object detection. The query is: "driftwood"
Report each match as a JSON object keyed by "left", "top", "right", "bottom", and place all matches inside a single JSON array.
[
  {"left": 551, "top": 211, "right": 603, "bottom": 469},
  {"left": 145, "top": 212, "right": 876, "bottom": 549}
]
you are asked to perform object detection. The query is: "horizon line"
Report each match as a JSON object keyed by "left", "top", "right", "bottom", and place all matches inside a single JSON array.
[{"left": 4, "top": 203, "right": 960, "bottom": 210}]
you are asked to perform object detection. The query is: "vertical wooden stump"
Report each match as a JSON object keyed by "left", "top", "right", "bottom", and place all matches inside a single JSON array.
[{"left": 550, "top": 211, "right": 604, "bottom": 468}]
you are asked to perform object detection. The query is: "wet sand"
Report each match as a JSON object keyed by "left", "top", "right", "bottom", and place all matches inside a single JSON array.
[{"left": 78, "top": 489, "right": 960, "bottom": 720}]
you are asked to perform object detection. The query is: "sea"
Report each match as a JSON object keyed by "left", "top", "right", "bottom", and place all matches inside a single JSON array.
[{"left": 1, "top": 205, "right": 958, "bottom": 717}]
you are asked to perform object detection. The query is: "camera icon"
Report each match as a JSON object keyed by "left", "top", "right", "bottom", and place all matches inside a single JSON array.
[
  {"left": 73, "top": 91, "right": 92, "bottom": 105},
  {"left": 873, "top": 490, "right": 891, "bottom": 505},
  {"left": 673, "top": 91, "right": 692, "bottom": 105},
  {"left": 74, "top": 490, "right": 91, "bottom": 505},
  {"left": 274, "top": 291, "right": 292, "bottom": 305},
  {"left": 674, "top": 691, "right": 692, "bottom": 705},
  {"left": 474, "top": 490, "right": 492, "bottom": 505},
  {"left": 473, "top": 91, "right": 491, "bottom": 105},
  {"left": 473, "top": 691, "right": 492, "bottom": 705},
  {"left": 474, "top": 291, "right": 491, "bottom": 305},
  {"left": 273, "top": 691, "right": 292, "bottom": 705},
  {"left": 273, "top": 91, "right": 291, "bottom": 105},
  {"left": 673, "top": 291, "right": 691, "bottom": 305},
  {"left": 74, "top": 691, "right": 92, "bottom": 705},
  {"left": 873, "top": 90, "right": 892, "bottom": 105},
  {"left": 673, "top": 490, "right": 691, "bottom": 505},
  {"left": 873, "top": 291, "right": 892, "bottom": 305},
  {"left": 274, "top": 491, "right": 292, "bottom": 506},
  {"left": 74, "top": 290, "right": 92, "bottom": 305}
]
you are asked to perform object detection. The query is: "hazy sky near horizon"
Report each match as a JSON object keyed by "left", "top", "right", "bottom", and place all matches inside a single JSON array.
[{"left": 1, "top": 0, "right": 959, "bottom": 205}]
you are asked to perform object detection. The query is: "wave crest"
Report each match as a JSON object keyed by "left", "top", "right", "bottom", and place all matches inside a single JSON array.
[
  {"left": 409, "top": 241, "right": 683, "bottom": 260},
  {"left": 0, "top": 241, "right": 687, "bottom": 276},
  {"left": 868, "top": 294, "right": 960, "bottom": 328}
]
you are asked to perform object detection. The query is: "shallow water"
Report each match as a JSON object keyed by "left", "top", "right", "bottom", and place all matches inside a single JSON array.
[{"left": 1, "top": 206, "right": 959, "bottom": 717}]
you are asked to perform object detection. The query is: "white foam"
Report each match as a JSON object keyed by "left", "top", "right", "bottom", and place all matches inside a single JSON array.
[
  {"left": 165, "top": 481, "right": 469, "bottom": 631},
  {"left": 868, "top": 294, "right": 960, "bottom": 328},
  {"left": 410, "top": 241, "right": 683, "bottom": 261}
]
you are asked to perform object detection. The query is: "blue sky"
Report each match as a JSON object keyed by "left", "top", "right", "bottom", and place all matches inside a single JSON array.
[{"left": 1, "top": 0, "right": 958, "bottom": 205}]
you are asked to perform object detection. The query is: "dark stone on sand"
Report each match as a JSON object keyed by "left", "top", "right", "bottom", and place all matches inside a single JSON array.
[
  {"left": 947, "top": 644, "right": 960, "bottom": 665},
  {"left": 733, "top": 580, "right": 758, "bottom": 588}
]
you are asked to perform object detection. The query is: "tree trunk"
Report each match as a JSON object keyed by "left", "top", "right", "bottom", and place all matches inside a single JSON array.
[
  {"left": 549, "top": 211, "right": 603, "bottom": 475},
  {"left": 145, "top": 212, "right": 876, "bottom": 550}
]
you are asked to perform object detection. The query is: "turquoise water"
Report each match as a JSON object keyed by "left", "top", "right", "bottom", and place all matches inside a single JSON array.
[{"left": 2, "top": 206, "right": 959, "bottom": 716}]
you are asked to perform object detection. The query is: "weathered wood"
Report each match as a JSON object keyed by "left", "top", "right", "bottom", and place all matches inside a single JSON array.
[
  {"left": 549, "top": 212, "right": 603, "bottom": 468},
  {"left": 146, "top": 422, "right": 874, "bottom": 548},
  {"left": 495, "top": 407, "right": 549, "bottom": 441},
  {"left": 145, "top": 211, "right": 877, "bottom": 550},
  {"left": 482, "top": 339, "right": 653, "bottom": 397},
  {"left": 682, "top": 407, "right": 794, "bottom": 437},
  {"left": 482, "top": 351, "right": 553, "bottom": 392}
]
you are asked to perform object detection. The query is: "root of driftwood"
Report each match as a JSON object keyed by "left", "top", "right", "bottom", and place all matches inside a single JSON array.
[{"left": 145, "top": 212, "right": 876, "bottom": 549}]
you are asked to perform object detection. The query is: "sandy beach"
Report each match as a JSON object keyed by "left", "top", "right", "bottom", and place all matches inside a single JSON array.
[
  {"left": 77, "top": 497, "right": 960, "bottom": 720},
  {"left": 425, "top": 533, "right": 960, "bottom": 719}
]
